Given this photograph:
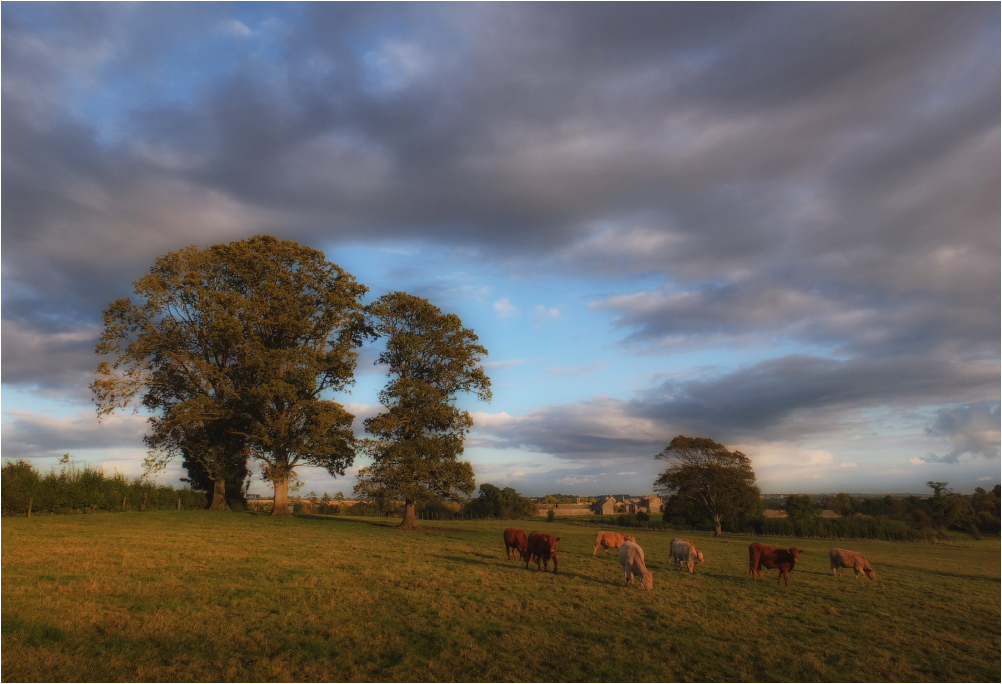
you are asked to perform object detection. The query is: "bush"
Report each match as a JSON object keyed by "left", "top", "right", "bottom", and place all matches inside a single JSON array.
[{"left": 1, "top": 460, "right": 205, "bottom": 515}]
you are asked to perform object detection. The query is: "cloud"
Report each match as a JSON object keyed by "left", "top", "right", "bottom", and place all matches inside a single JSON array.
[
  {"left": 493, "top": 298, "right": 519, "bottom": 318},
  {"left": 545, "top": 362, "right": 608, "bottom": 377},
  {"left": 2, "top": 409, "right": 147, "bottom": 459},
  {"left": 533, "top": 306, "right": 561, "bottom": 325},
  {"left": 925, "top": 402, "right": 1001, "bottom": 463}
]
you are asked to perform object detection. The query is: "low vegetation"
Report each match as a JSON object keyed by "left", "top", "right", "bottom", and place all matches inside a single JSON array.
[
  {"left": 3, "top": 513, "right": 998, "bottom": 682},
  {"left": 0, "top": 460, "right": 204, "bottom": 516}
]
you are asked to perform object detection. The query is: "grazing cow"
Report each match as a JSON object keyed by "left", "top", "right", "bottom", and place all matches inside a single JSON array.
[
  {"left": 592, "top": 531, "right": 636, "bottom": 555},
  {"left": 618, "top": 540, "right": 653, "bottom": 590},
  {"left": 526, "top": 531, "right": 560, "bottom": 573},
  {"left": 669, "top": 538, "right": 705, "bottom": 573},
  {"left": 503, "top": 527, "right": 529, "bottom": 562},
  {"left": 749, "top": 542, "right": 801, "bottom": 586},
  {"left": 829, "top": 548, "right": 877, "bottom": 580}
]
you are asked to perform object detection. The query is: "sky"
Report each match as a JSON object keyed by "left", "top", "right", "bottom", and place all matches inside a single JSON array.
[{"left": 2, "top": 2, "right": 999, "bottom": 498}]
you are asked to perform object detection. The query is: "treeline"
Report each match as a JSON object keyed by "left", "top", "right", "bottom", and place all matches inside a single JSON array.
[
  {"left": 665, "top": 485, "right": 1001, "bottom": 540},
  {"left": 295, "top": 482, "right": 536, "bottom": 521},
  {"left": 1, "top": 460, "right": 205, "bottom": 516}
]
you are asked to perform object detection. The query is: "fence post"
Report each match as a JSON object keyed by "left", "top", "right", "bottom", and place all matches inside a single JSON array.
[{"left": 177, "top": 496, "right": 181, "bottom": 512}]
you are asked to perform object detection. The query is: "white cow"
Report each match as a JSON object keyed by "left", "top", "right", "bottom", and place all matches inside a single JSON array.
[
  {"left": 618, "top": 540, "right": 653, "bottom": 590},
  {"left": 669, "top": 537, "right": 705, "bottom": 573}
]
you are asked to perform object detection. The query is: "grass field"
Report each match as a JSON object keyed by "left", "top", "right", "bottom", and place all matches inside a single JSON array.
[{"left": 2, "top": 512, "right": 999, "bottom": 682}]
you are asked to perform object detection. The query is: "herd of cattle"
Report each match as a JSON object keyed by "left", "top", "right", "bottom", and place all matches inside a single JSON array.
[{"left": 503, "top": 527, "right": 877, "bottom": 590}]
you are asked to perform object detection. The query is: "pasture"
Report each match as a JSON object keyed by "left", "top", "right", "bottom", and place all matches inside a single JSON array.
[{"left": 2, "top": 513, "right": 999, "bottom": 682}]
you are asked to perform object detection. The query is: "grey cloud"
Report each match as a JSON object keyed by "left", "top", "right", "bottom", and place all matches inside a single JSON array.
[
  {"left": 633, "top": 355, "right": 998, "bottom": 443},
  {"left": 1, "top": 410, "right": 147, "bottom": 460},
  {"left": 2, "top": 1, "right": 998, "bottom": 415},
  {"left": 475, "top": 354, "right": 998, "bottom": 460},
  {"left": 925, "top": 402, "right": 1001, "bottom": 463},
  {"left": 475, "top": 397, "right": 669, "bottom": 460}
]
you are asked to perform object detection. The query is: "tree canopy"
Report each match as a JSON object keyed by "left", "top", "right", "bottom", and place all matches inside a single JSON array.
[
  {"left": 653, "top": 435, "right": 761, "bottom": 536},
  {"left": 93, "top": 235, "right": 370, "bottom": 515},
  {"left": 354, "top": 292, "right": 491, "bottom": 529},
  {"left": 468, "top": 483, "right": 534, "bottom": 519}
]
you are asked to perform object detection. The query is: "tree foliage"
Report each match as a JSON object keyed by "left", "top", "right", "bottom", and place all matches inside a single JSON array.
[
  {"left": 354, "top": 292, "right": 491, "bottom": 529},
  {"left": 467, "top": 483, "right": 534, "bottom": 519},
  {"left": 653, "top": 435, "right": 761, "bottom": 536},
  {"left": 785, "top": 494, "right": 817, "bottom": 521},
  {"left": 93, "top": 235, "right": 369, "bottom": 515},
  {"left": 829, "top": 492, "right": 855, "bottom": 517}
]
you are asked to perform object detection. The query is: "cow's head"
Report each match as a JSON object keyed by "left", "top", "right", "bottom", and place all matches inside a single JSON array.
[
  {"left": 696, "top": 550, "right": 705, "bottom": 564},
  {"left": 789, "top": 548, "right": 802, "bottom": 561},
  {"left": 864, "top": 567, "right": 877, "bottom": 580},
  {"left": 640, "top": 570, "right": 653, "bottom": 590}
]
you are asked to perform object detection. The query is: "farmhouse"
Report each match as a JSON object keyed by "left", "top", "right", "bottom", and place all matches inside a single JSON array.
[
  {"left": 535, "top": 494, "right": 664, "bottom": 516},
  {"left": 591, "top": 494, "right": 664, "bottom": 515}
]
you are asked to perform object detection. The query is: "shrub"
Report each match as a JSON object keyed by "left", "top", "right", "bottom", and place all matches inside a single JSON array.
[{"left": 1, "top": 460, "right": 205, "bottom": 515}]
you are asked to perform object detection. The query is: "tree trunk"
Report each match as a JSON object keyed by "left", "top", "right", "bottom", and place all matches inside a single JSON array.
[
  {"left": 208, "top": 476, "right": 229, "bottom": 510},
  {"left": 271, "top": 476, "right": 292, "bottom": 516},
  {"left": 399, "top": 500, "right": 419, "bottom": 529},
  {"left": 713, "top": 515, "right": 723, "bottom": 536}
]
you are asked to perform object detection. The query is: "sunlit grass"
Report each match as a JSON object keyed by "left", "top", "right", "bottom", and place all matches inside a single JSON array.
[{"left": 2, "top": 513, "right": 999, "bottom": 682}]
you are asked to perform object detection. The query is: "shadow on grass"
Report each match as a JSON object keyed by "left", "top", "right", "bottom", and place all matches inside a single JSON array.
[
  {"left": 440, "top": 552, "right": 615, "bottom": 585},
  {"left": 293, "top": 514, "right": 476, "bottom": 533}
]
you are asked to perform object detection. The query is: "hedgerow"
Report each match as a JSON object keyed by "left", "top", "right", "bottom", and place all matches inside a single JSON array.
[{"left": 1, "top": 460, "right": 205, "bottom": 516}]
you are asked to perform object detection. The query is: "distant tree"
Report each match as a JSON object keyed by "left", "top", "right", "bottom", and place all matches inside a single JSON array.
[
  {"left": 468, "top": 483, "right": 534, "bottom": 519},
  {"left": 354, "top": 293, "right": 491, "bottom": 530},
  {"left": 785, "top": 494, "right": 816, "bottom": 521},
  {"left": 653, "top": 435, "right": 761, "bottom": 536},
  {"left": 926, "top": 481, "right": 949, "bottom": 499},
  {"left": 829, "top": 492, "right": 855, "bottom": 517}
]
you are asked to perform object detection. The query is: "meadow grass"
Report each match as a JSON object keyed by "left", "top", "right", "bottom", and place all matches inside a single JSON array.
[{"left": 2, "top": 512, "right": 999, "bottom": 682}]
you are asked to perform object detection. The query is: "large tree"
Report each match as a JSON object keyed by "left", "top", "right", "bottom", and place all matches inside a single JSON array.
[
  {"left": 653, "top": 435, "right": 761, "bottom": 536},
  {"left": 209, "top": 236, "right": 370, "bottom": 515},
  {"left": 93, "top": 235, "right": 370, "bottom": 515},
  {"left": 354, "top": 292, "right": 491, "bottom": 529},
  {"left": 93, "top": 244, "right": 249, "bottom": 510}
]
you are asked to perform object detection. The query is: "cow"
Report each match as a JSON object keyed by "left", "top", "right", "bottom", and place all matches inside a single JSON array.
[
  {"left": 749, "top": 542, "right": 801, "bottom": 586},
  {"left": 829, "top": 548, "right": 877, "bottom": 580},
  {"left": 669, "top": 538, "right": 705, "bottom": 573},
  {"left": 592, "top": 531, "right": 636, "bottom": 555},
  {"left": 618, "top": 540, "right": 653, "bottom": 590},
  {"left": 503, "top": 527, "right": 529, "bottom": 562},
  {"left": 526, "top": 531, "right": 560, "bottom": 573}
]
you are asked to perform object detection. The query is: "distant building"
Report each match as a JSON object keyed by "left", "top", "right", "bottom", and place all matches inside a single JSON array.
[
  {"left": 246, "top": 494, "right": 262, "bottom": 500},
  {"left": 593, "top": 496, "right": 618, "bottom": 515}
]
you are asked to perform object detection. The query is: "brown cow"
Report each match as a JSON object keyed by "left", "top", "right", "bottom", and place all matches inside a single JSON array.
[
  {"left": 526, "top": 531, "right": 560, "bottom": 573},
  {"left": 829, "top": 548, "right": 877, "bottom": 580},
  {"left": 503, "top": 527, "right": 529, "bottom": 561},
  {"left": 592, "top": 531, "right": 636, "bottom": 555},
  {"left": 618, "top": 540, "right": 653, "bottom": 590},
  {"left": 749, "top": 542, "right": 801, "bottom": 586}
]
